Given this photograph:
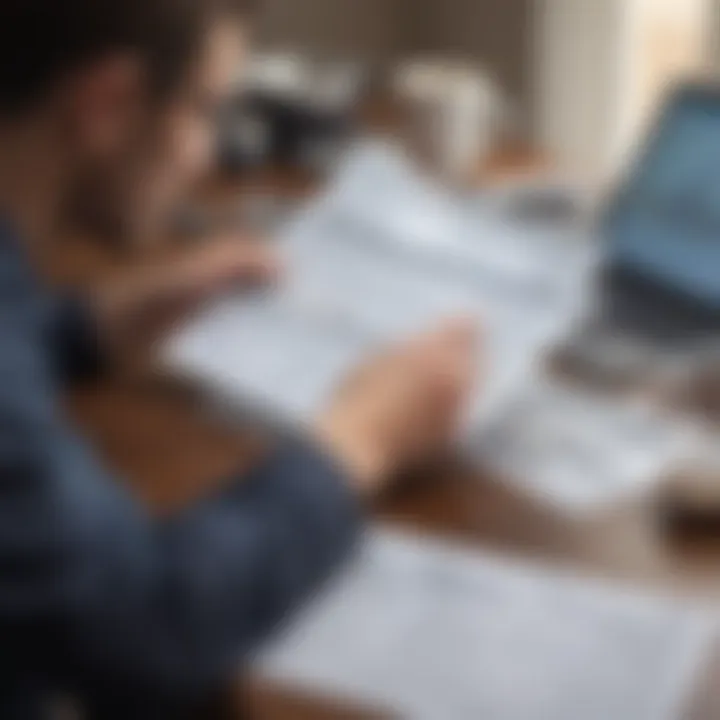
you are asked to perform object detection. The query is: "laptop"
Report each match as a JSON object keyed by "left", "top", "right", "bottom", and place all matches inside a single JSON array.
[{"left": 599, "top": 82, "right": 720, "bottom": 346}]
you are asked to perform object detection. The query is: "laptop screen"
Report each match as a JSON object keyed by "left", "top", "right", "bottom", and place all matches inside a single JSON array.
[{"left": 605, "top": 85, "right": 720, "bottom": 307}]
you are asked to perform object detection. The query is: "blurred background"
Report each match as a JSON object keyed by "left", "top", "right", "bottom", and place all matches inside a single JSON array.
[
  {"left": 55, "top": 2, "right": 720, "bottom": 716},
  {"left": 244, "top": 0, "right": 717, "bottom": 182}
]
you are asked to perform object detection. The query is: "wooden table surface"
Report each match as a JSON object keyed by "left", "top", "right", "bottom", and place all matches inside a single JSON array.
[{"left": 45, "top": 151, "right": 720, "bottom": 719}]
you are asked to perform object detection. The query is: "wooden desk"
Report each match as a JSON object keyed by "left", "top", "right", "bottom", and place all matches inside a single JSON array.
[{"left": 52, "top": 155, "right": 720, "bottom": 719}]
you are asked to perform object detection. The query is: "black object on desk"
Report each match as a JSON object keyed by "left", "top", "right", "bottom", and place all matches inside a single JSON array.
[{"left": 218, "top": 59, "right": 367, "bottom": 174}]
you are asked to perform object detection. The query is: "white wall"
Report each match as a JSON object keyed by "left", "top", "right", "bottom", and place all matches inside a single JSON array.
[
  {"left": 534, "top": 0, "right": 713, "bottom": 183},
  {"left": 618, "top": 0, "right": 714, "bottom": 155},
  {"left": 534, "top": 0, "right": 635, "bottom": 181},
  {"left": 257, "top": 0, "right": 401, "bottom": 62}
]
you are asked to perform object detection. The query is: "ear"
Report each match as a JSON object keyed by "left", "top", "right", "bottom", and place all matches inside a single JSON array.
[{"left": 60, "top": 55, "right": 145, "bottom": 155}]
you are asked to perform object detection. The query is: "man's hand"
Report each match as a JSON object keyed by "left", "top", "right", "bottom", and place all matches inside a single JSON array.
[
  {"left": 151, "top": 237, "right": 281, "bottom": 302},
  {"left": 315, "top": 319, "right": 479, "bottom": 496},
  {"left": 95, "top": 237, "right": 280, "bottom": 347}
]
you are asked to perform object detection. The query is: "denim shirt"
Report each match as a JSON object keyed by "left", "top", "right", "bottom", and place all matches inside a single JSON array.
[{"left": 0, "top": 223, "right": 360, "bottom": 718}]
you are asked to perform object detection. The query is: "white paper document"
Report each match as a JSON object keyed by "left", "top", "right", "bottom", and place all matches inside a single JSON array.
[
  {"left": 164, "top": 141, "right": 595, "bottom": 431},
  {"left": 470, "top": 378, "right": 697, "bottom": 512},
  {"left": 257, "top": 528, "right": 716, "bottom": 720}
]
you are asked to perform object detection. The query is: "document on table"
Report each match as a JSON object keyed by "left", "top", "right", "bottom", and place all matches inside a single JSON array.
[
  {"left": 470, "top": 377, "right": 698, "bottom": 512},
  {"left": 163, "top": 140, "right": 596, "bottom": 432},
  {"left": 256, "top": 528, "right": 716, "bottom": 720}
]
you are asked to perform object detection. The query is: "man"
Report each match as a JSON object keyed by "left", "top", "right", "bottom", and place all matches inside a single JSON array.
[{"left": 0, "top": 0, "right": 476, "bottom": 717}]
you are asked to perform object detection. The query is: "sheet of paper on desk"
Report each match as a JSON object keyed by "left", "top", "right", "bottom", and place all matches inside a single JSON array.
[
  {"left": 163, "top": 139, "right": 597, "bottom": 431},
  {"left": 256, "top": 528, "right": 716, "bottom": 720},
  {"left": 470, "top": 377, "right": 698, "bottom": 513}
]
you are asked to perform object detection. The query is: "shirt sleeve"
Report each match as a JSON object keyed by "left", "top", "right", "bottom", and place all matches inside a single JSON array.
[
  {"left": 44, "top": 293, "right": 107, "bottom": 383},
  {"left": 0, "top": 317, "right": 362, "bottom": 713}
]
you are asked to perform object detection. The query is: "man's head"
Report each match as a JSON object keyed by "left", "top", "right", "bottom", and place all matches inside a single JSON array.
[{"left": 0, "top": 0, "right": 254, "bottom": 242}]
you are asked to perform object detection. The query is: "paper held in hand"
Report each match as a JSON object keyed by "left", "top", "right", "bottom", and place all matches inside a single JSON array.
[
  {"left": 163, "top": 141, "right": 693, "bottom": 512},
  {"left": 164, "top": 140, "right": 594, "bottom": 433}
]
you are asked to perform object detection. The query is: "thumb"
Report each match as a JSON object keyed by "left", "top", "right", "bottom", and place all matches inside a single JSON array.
[{"left": 214, "top": 240, "right": 284, "bottom": 286}]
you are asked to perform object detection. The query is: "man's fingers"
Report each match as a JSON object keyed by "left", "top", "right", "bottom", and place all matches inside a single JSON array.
[
  {"left": 227, "top": 240, "right": 282, "bottom": 276},
  {"left": 412, "top": 319, "right": 480, "bottom": 410},
  {"left": 235, "top": 249, "right": 283, "bottom": 283},
  {"left": 196, "top": 238, "right": 283, "bottom": 287},
  {"left": 408, "top": 318, "right": 480, "bottom": 372},
  {"left": 410, "top": 317, "right": 479, "bottom": 353}
]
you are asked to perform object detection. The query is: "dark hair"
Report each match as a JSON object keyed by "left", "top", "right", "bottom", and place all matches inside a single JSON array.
[{"left": 0, "top": 0, "right": 254, "bottom": 116}]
